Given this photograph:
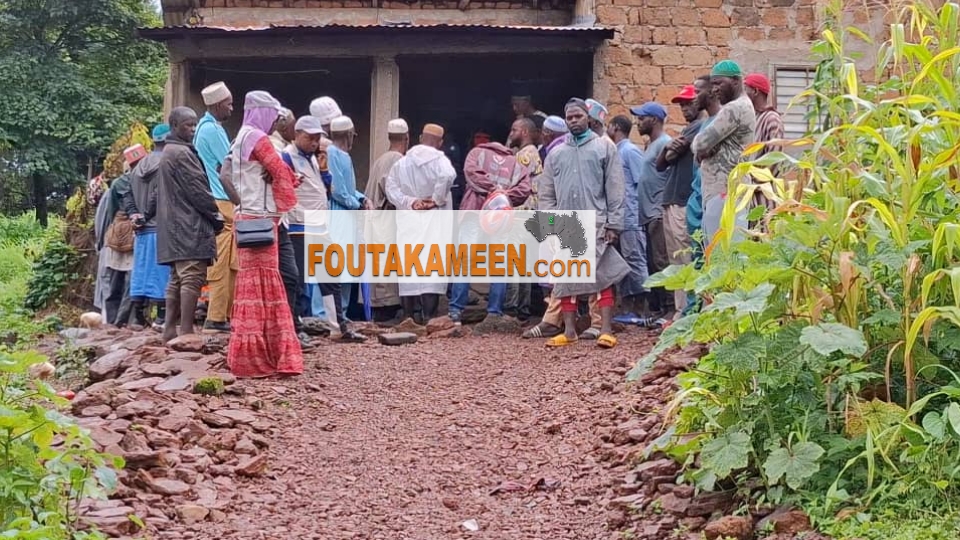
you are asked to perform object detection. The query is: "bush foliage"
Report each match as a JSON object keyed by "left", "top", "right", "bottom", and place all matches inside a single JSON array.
[
  {"left": 0, "top": 349, "right": 124, "bottom": 538},
  {"left": 0, "top": 213, "right": 63, "bottom": 344},
  {"left": 631, "top": 0, "right": 960, "bottom": 535}
]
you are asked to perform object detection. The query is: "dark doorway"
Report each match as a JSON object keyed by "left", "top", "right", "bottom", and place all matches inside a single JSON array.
[
  {"left": 398, "top": 52, "right": 593, "bottom": 207},
  {"left": 190, "top": 58, "right": 373, "bottom": 182},
  {"left": 398, "top": 52, "right": 593, "bottom": 149}
]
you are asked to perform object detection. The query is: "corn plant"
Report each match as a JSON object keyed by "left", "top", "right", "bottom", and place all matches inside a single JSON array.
[{"left": 630, "top": 0, "right": 960, "bottom": 522}]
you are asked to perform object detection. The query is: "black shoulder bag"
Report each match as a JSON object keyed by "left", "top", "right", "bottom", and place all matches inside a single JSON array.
[{"left": 234, "top": 130, "right": 277, "bottom": 249}]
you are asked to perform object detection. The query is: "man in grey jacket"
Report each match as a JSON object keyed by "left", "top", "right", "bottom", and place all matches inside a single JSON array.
[{"left": 156, "top": 107, "right": 224, "bottom": 342}]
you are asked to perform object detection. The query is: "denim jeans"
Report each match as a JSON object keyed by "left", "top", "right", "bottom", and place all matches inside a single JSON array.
[
  {"left": 448, "top": 216, "right": 506, "bottom": 317},
  {"left": 450, "top": 282, "right": 506, "bottom": 317}
]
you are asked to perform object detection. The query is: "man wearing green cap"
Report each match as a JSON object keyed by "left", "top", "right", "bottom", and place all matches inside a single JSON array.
[{"left": 691, "top": 59, "right": 756, "bottom": 243}]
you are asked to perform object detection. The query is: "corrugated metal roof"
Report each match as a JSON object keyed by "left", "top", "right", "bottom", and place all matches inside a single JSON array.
[{"left": 138, "top": 22, "right": 614, "bottom": 40}]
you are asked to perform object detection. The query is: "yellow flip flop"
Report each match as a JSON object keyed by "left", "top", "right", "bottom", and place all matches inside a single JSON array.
[
  {"left": 597, "top": 334, "right": 618, "bottom": 349},
  {"left": 546, "top": 334, "right": 579, "bottom": 348}
]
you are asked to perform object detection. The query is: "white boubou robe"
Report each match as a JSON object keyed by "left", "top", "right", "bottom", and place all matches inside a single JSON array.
[{"left": 385, "top": 144, "right": 456, "bottom": 297}]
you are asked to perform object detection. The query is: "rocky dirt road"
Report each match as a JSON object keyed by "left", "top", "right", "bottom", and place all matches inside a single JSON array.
[{"left": 181, "top": 330, "right": 658, "bottom": 540}]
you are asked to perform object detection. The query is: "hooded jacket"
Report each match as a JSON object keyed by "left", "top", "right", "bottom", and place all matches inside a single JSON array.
[{"left": 122, "top": 151, "right": 163, "bottom": 230}]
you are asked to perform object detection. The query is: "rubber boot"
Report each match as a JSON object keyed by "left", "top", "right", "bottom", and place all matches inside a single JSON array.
[
  {"left": 421, "top": 293, "right": 440, "bottom": 321},
  {"left": 131, "top": 300, "right": 147, "bottom": 327},
  {"left": 162, "top": 291, "right": 180, "bottom": 343},
  {"left": 401, "top": 297, "right": 417, "bottom": 323},
  {"left": 179, "top": 289, "right": 200, "bottom": 336}
]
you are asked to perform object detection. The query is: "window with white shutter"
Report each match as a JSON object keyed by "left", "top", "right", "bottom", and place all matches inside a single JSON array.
[{"left": 773, "top": 66, "right": 818, "bottom": 140}]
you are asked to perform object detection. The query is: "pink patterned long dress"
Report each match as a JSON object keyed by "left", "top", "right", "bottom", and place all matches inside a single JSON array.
[{"left": 228, "top": 136, "right": 304, "bottom": 378}]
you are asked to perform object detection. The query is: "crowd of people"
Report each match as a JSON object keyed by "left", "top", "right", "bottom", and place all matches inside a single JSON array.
[{"left": 88, "top": 58, "right": 783, "bottom": 378}]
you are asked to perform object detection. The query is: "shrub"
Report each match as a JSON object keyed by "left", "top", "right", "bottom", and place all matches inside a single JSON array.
[
  {"left": 0, "top": 349, "right": 124, "bottom": 538},
  {"left": 0, "top": 213, "right": 63, "bottom": 345},
  {"left": 193, "top": 377, "right": 225, "bottom": 396},
  {"left": 630, "top": 0, "right": 960, "bottom": 530},
  {"left": 23, "top": 240, "right": 82, "bottom": 312}
]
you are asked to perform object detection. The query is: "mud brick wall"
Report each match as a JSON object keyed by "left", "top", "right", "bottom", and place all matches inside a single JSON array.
[
  {"left": 592, "top": 0, "right": 821, "bottom": 132},
  {"left": 593, "top": 0, "right": 889, "bottom": 134}
]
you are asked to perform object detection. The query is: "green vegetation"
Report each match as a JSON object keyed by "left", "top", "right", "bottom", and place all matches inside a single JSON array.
[
  {"left": 0, "top": 0, "right": 165, "bottom": 224},
  {"left": 631, "top": 0, "right": 960, "bottom": 536},
  {"left": 193, "top": 377, "right": 226, "bottom": 397},
  {"left": 0, "top": 213, "right": 65, "bottom": 346},
  {"left": 24, "top": 240, "right": 83, "bottom": 313},
  {"left": 0, "top": 349, "right": 125, "bottom": 538},
  {"left": 0, "top": 214, "right": 129, "bottom": 537}
]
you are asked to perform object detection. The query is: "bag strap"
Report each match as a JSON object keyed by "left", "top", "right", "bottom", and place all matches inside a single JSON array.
[{"left": 233, "top": 129, "right": 270, "bottom": 217}]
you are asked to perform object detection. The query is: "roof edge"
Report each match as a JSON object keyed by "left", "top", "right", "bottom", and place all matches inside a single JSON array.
[{"left": 138, "top": 22, "right": 615, "bottom": 41}]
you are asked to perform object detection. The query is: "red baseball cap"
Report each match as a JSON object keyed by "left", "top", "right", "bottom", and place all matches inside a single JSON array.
[
  {"left": 671, "top": 85, "right": 698, "bottom": 103},
  {"left": 744, "top": 73, "right": 772, "bottom": 95}
]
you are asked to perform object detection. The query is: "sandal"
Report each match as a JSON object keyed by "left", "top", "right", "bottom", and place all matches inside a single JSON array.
[
  {"left": 522, "top": 323, "right": 562, "bottom": 339},
  {"left": 340, "top": 330, "right": 367, "bottom": 343},
  {"left": 597, "top": 334, "right": 618, "bottom": 349},
  {"left": 579, "top": 328, "right": 601, "bottom": 340},
  {"left": 546, "top": 334, "right": 579, "bottom": 348}
]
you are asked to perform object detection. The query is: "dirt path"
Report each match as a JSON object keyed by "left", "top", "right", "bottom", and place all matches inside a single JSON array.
[{"left": 188, "top": 330, "right": 657, "bottom": 540}]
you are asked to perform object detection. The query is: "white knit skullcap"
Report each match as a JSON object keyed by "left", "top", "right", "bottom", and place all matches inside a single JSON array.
[
  {"left": 387, "top": 119, "right": 409, "bottom": 134},
  {"left": 330, "top": 116, "right": 354, "bottom": 132},
  {"left": 543, "top": 115, "right": 568, "bottom": 134},
  {"left": 310, "top": 96, "right": 342, "bottom": 125},
  {"left": 201, "top": 82, "right": 231, "bottom": 106}
]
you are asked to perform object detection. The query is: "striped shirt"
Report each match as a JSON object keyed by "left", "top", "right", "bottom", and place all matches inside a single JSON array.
[{"left": 753, "top": 108, "right": 785, "bottom": 174}]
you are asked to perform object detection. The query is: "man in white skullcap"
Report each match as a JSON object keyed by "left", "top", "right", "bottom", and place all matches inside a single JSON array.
[
  {"left": 309, "top": 96, "right": 342, "bottom": 141},
  {"left": 364, "top": 118, "right": 410, "bottom": 319},
  {"left": 270, "top": 107, "right": 296, "bottom": 152},
  {"left": 327, "top": 116, "right": 367, "bottom": 212},
  {"left": 385, "top": 123, "right": 456, "bottom": 323},
  {"left": 366, "top": 119, "right": 409, "bottom": 211},
  {"left": 540, "top": 115, "right": 568, "bottom": 157},
  {"left": 326, "top": 115, "right": 370, "bottom": 324},
  {"left": 193, "top": 81, "right": 236, "bottom": 334}
]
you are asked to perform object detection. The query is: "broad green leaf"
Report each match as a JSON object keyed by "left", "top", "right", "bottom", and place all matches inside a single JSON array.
[
  {"left": 861, "top": 309, "right": 902, "bottom": 326},
  {"left": 94, "top": 466, "right": 119, "bottom": 492},
  {"left": 701, "top": 431, "right": 751, "bottom": 478},
  {"left": 712, "top": 332, "right": 764, "bottom": 372},
  {"left": 946, "top": 402, "right": 960, "bottom": 438},
  {"left": 626, "top": 314, "right": 700, "bottom": 381},
  {"left": 922, "top": 411, "right": 946, "bottom": 441},
  {"left": 626, "top": 353, "right": 656, "bottom": 382},
  {"left": 763, "top": 441, "right": 825, "bottom": 490},
  {"left": 705, "top": 283, "right": 776, "bottom": 318},
  {"left": 800, "top": 323, "right": 868, "bottom": 357}
]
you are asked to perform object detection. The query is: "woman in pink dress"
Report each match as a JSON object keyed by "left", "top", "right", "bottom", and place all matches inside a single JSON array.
[{"left": 227, "top": 90, "right": 303, "bottom": 378}]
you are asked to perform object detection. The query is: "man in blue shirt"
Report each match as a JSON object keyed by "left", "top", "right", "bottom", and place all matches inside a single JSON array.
[
  {"left": 327, "top": 115, "right": 370, "bottom": 320},
  {"left": 193, "top": 81, "right": 235, "bottom": 333},
  {"left": 631, "top": 101, "right": 674, "bottom": 317},
  {"left": 606, "top": 115, "right": 648, "bottom": 319}
]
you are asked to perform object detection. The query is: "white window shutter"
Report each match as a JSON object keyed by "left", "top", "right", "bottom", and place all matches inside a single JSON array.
[{"left": 774, "top": 68, "right": 816, "bottom": 140}]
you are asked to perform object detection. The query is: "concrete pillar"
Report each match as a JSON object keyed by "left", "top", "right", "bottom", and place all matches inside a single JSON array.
[
  {"left": 164, "top": 61, "right": 190, "bottom": 120},
  {"left": 369, "top": 56, "right": 400, "bottom": 169},
  {"left": 573, "top": 0, "right": 596, "bottom": 26}
]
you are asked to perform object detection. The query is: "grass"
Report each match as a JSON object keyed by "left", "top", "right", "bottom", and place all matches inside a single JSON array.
[{"left": 0, "top": 212, "right": 64, "bottom": 346}]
